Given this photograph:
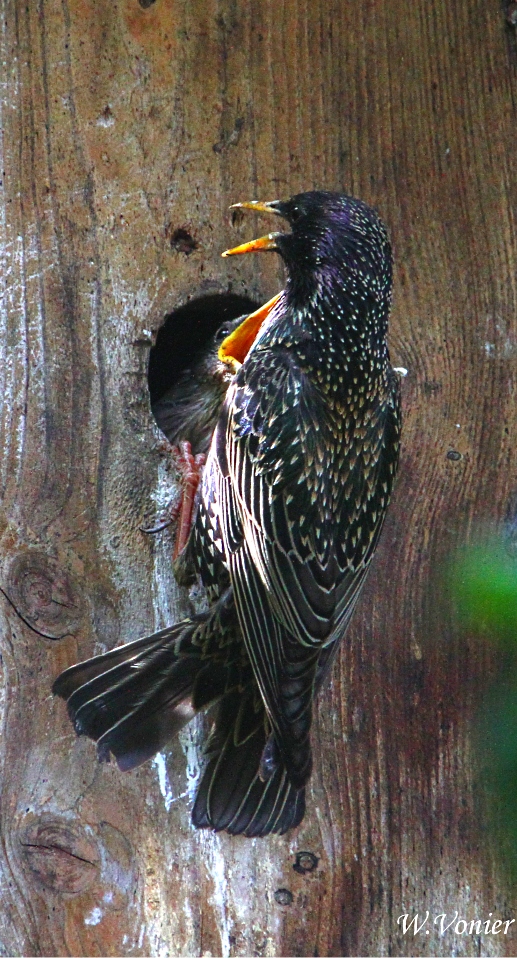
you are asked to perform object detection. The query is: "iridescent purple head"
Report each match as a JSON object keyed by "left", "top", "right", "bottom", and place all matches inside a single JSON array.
[
  {"left": 269, "top": 191, "right": 392, "bottom": 307},
  {"left": 226, "top": 190, "right": 392, "bottom": 311}
]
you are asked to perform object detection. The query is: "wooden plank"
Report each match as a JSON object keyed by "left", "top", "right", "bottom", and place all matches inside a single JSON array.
[{"left": 0, "top": 0, "right": 515, "bottom": 954}]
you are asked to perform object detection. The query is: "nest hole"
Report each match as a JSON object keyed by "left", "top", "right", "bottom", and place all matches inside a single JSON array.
[{"left": 148, "top": 293, "right": 258, "bottom": 406}]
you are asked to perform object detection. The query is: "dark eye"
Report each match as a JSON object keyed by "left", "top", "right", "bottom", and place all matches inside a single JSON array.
[
  {"left": 289, "top": 206, "right": 302, "bottom": 223},
  {"left": 215, "top": 325, "right": 230, "bottom": 342}
]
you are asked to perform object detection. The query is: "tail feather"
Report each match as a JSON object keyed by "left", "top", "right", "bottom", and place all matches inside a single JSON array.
[
  {"left": 52, "top": 626, "right": 180, "bottom": 698},
  {"left": 53, "top": 612, "right": 307, "bottom": 835},
  {"left": 70, "top": 644, "right": 193, "bottom": 740},
  {"left": 53, "top": 622, "right": 202, "bottom": 770},
  {"left": 240, "top": 770, "right": 305, "bottom": 838},
  {"left": 192, "top": 691, "right": 305, "bottom": 837},
  {"left": 97, "top": 690, "right": 197, "bottom": 771}
]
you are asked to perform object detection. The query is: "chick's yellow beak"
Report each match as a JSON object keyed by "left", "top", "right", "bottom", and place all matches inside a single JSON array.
[{"left": 218, "top": 293, "right": 282, "bottom": 370}]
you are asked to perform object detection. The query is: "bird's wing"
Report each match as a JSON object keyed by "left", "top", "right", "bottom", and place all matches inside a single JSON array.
[
  {"left": 218, "top": 346, "right": 338, "bottom": 640},
  {"left": 331, "top": 368, "right": 401, "bottom": 639},
  {"left": 208, "top": 346, "right": 400, "bottom": 783}
]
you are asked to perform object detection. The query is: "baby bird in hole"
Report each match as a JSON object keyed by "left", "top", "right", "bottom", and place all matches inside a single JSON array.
[
  {"left": 148, "top": 315, "right": 244, "bottom": 554},
  {"left": 151, "top": 315, "right": 245, "bottom": 456},
  {"left": 149, "top": 304, "right": 278, "bottom": 556}
]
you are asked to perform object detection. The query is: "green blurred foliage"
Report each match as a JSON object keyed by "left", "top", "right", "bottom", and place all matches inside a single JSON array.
[
  {"left": 455, "top": 546, "right": 517, "bottom": 648},
  {"left": 453, "top": 543, "right": 517, "bottom": 880}
]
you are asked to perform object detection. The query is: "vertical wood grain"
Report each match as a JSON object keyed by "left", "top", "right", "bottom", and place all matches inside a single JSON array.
[{"left": 0, "top": 0, "right": 515, "bottom": 954}]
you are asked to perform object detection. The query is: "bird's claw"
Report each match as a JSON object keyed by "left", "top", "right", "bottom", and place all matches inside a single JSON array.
[
  {"left": 172, "top": 442, "right": 206, "bottom": 560},
  {"left": 140, "top": 441, "right": 205, "bottom": 544},
  {"left": 140, "top": 517, "right": 175, "bottom": 535}
]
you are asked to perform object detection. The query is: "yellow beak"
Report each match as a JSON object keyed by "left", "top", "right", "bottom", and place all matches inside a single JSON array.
[
  {"left": 221, "top": 232, "right": 281, "bottom": 257},
  {"left": 219, "top": 200, "right": 284, "bottom": 365},
  {"left": 218, "top": 293, "right": 282, "bottom": 370},
  {"left": 229, "top": 200, "right": 282, "bottom": 215},
  {"left": 222, "top": 199, "right": 284, "bottom": 257}
]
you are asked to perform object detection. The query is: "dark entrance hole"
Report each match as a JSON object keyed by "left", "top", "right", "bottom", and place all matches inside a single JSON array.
[
  {"left": 148, "top": 293, "right": 258, "bottom": 404},
  {"left": 148, "top": 293, "right": 258, "bottom": 450}
]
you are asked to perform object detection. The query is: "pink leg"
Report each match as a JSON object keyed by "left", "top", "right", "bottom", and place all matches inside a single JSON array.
[
  {"left": 140, "top": 441, "right": 205, "bottom": 540},
  {"left": 173, "top": 441, "right": 206, "bottom": 560}
]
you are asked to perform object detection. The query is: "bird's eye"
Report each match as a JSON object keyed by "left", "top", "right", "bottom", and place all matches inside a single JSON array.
[
  {"left": 289, "top": 206, "right": 302, "bottom": 223},
  {"left": 215, "top": 325, "right": 230, "bottom": 341}
]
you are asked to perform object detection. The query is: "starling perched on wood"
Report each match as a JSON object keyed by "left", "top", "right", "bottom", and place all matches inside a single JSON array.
[{"left": 53, "top": 191, "right": 402, "bottom": 837}]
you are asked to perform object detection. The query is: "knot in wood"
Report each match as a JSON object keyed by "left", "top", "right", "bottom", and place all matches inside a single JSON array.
[
  {"left": 168, "top": 226, "right": 198, "bottom": 255},
  {"left": 274, "top": 888, "right": 294, "bottom": 906},
  {"left": 18, "top": 819, "right": 100, "bottom": 894},
  {"left": 6, "top": 551, "right": 84, "bottom": 639}
]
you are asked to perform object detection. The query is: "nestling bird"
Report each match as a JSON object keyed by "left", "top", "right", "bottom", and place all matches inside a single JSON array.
[
  {"left": 53, "top": 191, "right": 402, "bottom": 837},
  {"left": 148, "top": 305, "right": 280, "bottom": 556},
  {"left": 147, "top": 315, "right": 245, "bottom": 554},
  {"left": 151, "top": 315, "right": 245, "bottom": 455}
]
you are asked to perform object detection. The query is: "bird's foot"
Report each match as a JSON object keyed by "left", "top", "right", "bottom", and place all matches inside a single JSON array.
[
  {"left": 140, "top": 441, "right": 205, "bottom": 547},
  {"left": 140, "top": 500, "right": 181, "bottom": 535},
  {"left": 172, "top": 441, "right": 206, "bottom": 560}
]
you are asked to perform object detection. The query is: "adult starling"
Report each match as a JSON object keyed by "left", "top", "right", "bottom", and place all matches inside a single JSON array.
[{"left": 53, "top": 191, "right": 401, "bottom": 837}]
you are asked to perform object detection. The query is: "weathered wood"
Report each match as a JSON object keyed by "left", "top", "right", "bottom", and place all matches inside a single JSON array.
[{"left": 0, "top": 0, "right": 516, "bottom": 954}]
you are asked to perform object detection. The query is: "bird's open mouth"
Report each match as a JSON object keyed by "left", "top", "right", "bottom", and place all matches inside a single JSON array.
[
  {"left": 218, "top": 200, "right": 285, "bottom": 368},
  {"left": 217, "top": 293, "right": 281, "bottom": 369},
  {"left": 221, "top": 200, "right": 285, "bottom": 259}
]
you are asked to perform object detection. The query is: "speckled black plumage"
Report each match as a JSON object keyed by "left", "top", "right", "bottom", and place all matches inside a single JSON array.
[{"left": 53, "top": 191, "right": 401, "bottom": 837}]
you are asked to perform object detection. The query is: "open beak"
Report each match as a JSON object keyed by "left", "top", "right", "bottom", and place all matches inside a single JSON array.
[
  {"left": 222, "top": 199, "right": 284, "bottom": 257},
  {"left": 218, "top": 293, "right": 282, "bottom": 369},
  {"left": 222, "top": 232, "right": 281, "bottom": 257},
  {"left": 219, "top": 200, "right": 284, "bottom": 365}
]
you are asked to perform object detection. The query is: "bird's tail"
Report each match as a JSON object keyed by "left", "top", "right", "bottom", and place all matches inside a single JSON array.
[
  {"left": 52, "top": 619, "right": 202, "bottom": 772},
  {"left": 53, "top": 600, "right": 305, "bottom": 837},
  {"left": 192, "top": 688, "right": 305, "bottom": 837}
]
